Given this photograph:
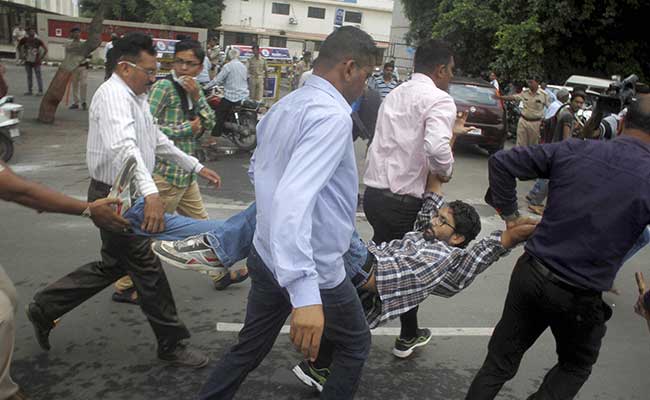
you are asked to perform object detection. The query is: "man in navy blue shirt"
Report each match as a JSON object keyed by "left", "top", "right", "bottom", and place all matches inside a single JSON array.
[{"left": 466, "top": 94, "right": 650, "bottom": 399}]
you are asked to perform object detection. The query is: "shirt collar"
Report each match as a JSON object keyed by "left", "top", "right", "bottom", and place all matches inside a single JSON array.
[
  {"left": 110, "top": 73, "right": 148, "bottom": 102},
  {"left": 411, "top": 73, "right": 436, "bottom": 87},
  {"left": 304, "top": 74, "right": 352, "bottom": 113}
]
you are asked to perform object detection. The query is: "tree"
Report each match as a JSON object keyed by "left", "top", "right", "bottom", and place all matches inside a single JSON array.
[
  {"left": 80, "top": 0, "right": 225, "bottom": 33},
  {"left": 37, "top": 0, "right": 110, "bottom": 123},
  {"left": 401, "top": 0, "right": 650, "bottom": 83}
]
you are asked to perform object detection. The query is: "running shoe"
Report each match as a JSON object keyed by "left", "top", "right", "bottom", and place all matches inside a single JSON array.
[
  {"left": 152, "top": 235, "right": 227, "bottom": 275},
  {"left": 108, "top": 155, "right": 137, "bottom": 216},
  {"left": 292, "top": 360, "right": 330, "bottom": 393},
  {"left": 392, "top": 328, "right": 433, "bottom": 358}
]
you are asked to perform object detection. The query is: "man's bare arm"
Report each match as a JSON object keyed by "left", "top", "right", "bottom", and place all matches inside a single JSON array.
[{"left": 0, "top": 162, "right": 129, "bottom": 231}]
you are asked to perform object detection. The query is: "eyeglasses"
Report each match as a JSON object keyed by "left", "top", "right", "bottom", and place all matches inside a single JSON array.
[
  {"left": 118, "top": 61, "right": 157, "bottom": 77},
  {"left": 431, "top": 214, "right": 456, "bottom": 232},
  {"left": 173, "top": 59, "right": 202, "bottom": 68}
]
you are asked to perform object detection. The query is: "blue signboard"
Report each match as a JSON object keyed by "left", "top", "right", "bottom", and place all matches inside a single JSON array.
[{"left": 334, "top": 8, "right": 345, "bottom": 27}]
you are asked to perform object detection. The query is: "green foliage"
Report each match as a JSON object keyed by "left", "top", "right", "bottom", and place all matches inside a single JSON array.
[
  {"left": 80, "top": 0, "right": 225, "bottom": 32},
  {"left": 401, "top": 0, "right": 650, "bottom": 83}
]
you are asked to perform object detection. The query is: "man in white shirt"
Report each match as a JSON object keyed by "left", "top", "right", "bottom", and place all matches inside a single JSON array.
[
  {"left": 489, "top": 71, "right": 499, "bottom": 91},
  {"left": 26, "top": 33, "right": 222, "bottom": 369},
  {"left": 363, "top": 39, "right": 471, "bottom": 359}
]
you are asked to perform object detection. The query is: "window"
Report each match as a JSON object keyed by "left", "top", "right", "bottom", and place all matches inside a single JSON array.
[
  {"left": 307, "top": 7, "right": 326, "bottom": 19},
  {"left": 269, "top": 36, "right": 287, "bottom": 47},
  {"left": 272, "top": 2, "right": 290, "bottom": 15},
  {"left": 344, "top": 11, "right": 362, "bottom": 24}
]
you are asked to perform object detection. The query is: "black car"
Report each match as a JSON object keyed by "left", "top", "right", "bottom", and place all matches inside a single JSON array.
[{"left": 449, "top": 78, "right": 507, "bottom": 154}]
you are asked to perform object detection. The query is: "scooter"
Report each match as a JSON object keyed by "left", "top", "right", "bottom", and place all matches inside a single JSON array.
[
  {"left": 202, "top": 86, "right": 266, "bottom": 155},
  {"left": 0, "top": 96, "right": 23, "bottom": 162}
]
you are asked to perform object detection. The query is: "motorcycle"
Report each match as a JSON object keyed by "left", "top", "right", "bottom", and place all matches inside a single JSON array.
[
  {"left": 202, "top": 86, "right": 266, "bottom": 155},
  {"left": 0, "top": 96, "right": 23, "bottom": 162}
]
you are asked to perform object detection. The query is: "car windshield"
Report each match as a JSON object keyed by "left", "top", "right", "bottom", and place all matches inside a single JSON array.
[{"left": 450, "top": 84, "right": 498, "bottom": 106}]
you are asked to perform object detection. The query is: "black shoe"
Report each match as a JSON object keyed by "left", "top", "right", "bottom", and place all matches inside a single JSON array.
[
  {"left": 69, "top": 103, "right": 79, "bottom": 109},
  {"left": 158, "top": 342, "right": 209, "bottom": 369},
  {"left": 212, "top": 269, "right": 249, "bottom": 291},
  {"left": 292, "top": 360, "right": 329, "bottom": 393},
  {"left": 111, "top": 286, "right": 139, "bottom": 305},
  {"left": 25, "top": 302, "right": 54, "bottom": 351},
  {"left": 392, "top": 328, "right": 432, "bottom": 358},
  {"left": 82, "top": 102, "right": 87, "bottom": 110}
]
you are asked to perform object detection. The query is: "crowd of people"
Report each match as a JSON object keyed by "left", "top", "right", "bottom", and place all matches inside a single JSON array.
[{"left": 1, "top": 23, "right": 650, "bottom": 400}]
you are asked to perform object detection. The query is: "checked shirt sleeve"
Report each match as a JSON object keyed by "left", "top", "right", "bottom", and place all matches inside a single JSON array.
[
  {"left": 431, "top": 231, "right": 509, "bottom": 298},
  {"left": 414, "top": 192, "right": 445, "bottom": 232}
]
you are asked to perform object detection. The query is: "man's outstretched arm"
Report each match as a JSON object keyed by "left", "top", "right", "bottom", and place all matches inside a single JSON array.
[
  {"left": 413, "top": 173, "right": 446, "bottom": 232},
  {"left": 0, "top": 162, "right": 129, "bottom": 231},
  {"left": 433, "top": 220, "right": 538, "bottom": 298}
]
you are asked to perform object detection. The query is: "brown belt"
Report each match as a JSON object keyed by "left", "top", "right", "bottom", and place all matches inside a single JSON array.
[{"left": 521, "top": 115, "right": 542, "bottom": 122}]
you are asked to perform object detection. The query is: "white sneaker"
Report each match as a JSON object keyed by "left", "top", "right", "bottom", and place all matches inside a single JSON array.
[
  {"left": 108, "top": 156, "right": 137, "bottom": 216},
  {"left": 152, "top": 235, "right": 227, "bottom": 275}
]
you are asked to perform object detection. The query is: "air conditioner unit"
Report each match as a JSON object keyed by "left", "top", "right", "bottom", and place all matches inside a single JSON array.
[{"left": 289, "top": 17, "right": 299, "bottom": 25}]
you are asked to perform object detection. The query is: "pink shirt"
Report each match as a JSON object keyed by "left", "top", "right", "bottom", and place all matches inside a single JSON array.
[{"left": 363, "top": 73, "right": 456, "bottom": 198}]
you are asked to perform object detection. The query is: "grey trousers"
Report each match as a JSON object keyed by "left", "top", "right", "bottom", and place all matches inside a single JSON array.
[{"left": 0, "top": 265, "right": 19, "bottom": 399}]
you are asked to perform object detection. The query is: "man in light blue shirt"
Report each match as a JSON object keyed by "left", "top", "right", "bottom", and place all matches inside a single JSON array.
[
  {"left": 199, "top": 26, "right": 378, "bottom": 400},
  {"left": 208, "top": 48, "right": 250, "bottom": 136}
]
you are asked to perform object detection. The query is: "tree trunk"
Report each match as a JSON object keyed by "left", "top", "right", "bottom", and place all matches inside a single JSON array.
[{"left": 37, "top": 0, "right": 111, "bottom": 123}]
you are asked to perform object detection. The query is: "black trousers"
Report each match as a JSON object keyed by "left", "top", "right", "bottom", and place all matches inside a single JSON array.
[
  {"left": 33, "top": 180, "right": 190, "bottom": 353},
  {"left": 466, "top": 252, "right": 611, "bottom": 400},
  {"left": 362, "top": 186, "right": 423, "bottom": 338},
  {"left": 212, "top": 98, "right": 238, "bottom": 137},
  {"left": 199, "top": 246, "right": 370, "bottom": 400}
]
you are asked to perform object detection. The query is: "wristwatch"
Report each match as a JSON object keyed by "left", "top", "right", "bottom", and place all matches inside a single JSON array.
[{"left": 81, "top": 206, "right": 92, "bottom": 218}]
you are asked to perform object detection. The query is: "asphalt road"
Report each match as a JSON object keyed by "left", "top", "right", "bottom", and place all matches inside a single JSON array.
[{"left": 1, "top": 62, "right": 648, "bottom": 400}]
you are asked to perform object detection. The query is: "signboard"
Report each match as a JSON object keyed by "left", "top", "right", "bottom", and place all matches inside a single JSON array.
[
  {"left": 334, "top": 8, "right": 345, "bottom": 27},
  {"left": 46, "top": 19, "right": 198, "bottom": 42},
  {"left": 230, "top": 45, "right": 292, "bottom": 62},
  {"left": 153, "top": 38, "right": 178, "bottom": 55}
]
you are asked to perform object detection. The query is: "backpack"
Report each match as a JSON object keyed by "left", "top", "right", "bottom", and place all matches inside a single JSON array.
[{"left": 541, "top": 104, "right": 569, "bottom": 144}]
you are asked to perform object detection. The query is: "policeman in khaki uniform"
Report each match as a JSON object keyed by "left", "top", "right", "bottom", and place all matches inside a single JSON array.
[
  {"left": 496, "top": 78, "right": 550, "bottom": 146},
  {"left": 247, "top": 44, "right": 267, "bottom": 101}
]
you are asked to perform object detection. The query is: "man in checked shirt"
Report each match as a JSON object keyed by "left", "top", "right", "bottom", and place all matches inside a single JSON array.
[{"left": 131, "top": 173, "right": 537, "bottom": 390}]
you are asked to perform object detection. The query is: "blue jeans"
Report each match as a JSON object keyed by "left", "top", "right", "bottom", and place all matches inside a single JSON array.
[
  {"left": 124, "top": 198, "right": 257, "bottom": 268},
  {"left": 199, "top": 246, "right": 371, "bottom": 400},
  {"left": 527, "top": 179, "right": 548, "bottom": 206},
  {"left": 124, "top": 199, "right": 372, "bottom": 281}
]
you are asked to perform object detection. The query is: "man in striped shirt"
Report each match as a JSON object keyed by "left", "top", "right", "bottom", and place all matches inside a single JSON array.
[
  {"left": 369, "top": 62, "right": 398, "bottom": 100},
  {"left": 26, "top": 33, "right": 222, "bottom": 369}
]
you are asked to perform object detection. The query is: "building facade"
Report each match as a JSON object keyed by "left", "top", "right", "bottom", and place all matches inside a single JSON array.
[{"left": 218, "top": 0, "right": 394, "bottom": 59}]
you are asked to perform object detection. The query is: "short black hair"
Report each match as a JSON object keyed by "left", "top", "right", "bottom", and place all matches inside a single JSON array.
[
  {"left": 572, "top": 90, "right": 587, "bottom": 102},
  {"left": 383, "top": 62, "right": 393, "bottom": 69},
  {"left": 174, "top": 39, "right": 205, "bottom": 62},
  {"left": 70, "top": 27, "right": 81, "bottom": 33},
  {"left": 413, "top": 39, "right": 453, "bottom": 75},
  {"left": 625, "top": 95, "right": 650, "bottom": 134},
  {"left": 114, "top": 32, "right": 156, "bottom": 62},
  {"left": 448, "top": 200, "right": 481, "bottom": 248},
  {"left": 315, "top": 26, "right": 378, "bottom": 69}
]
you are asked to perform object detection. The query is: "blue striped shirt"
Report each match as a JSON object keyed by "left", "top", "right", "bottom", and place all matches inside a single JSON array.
[
  {"left": 249, "top": 75, "right": 357, "bottom": 308},
  {"left": 211, "top": 58, "right": 249, "bottom": 102}
]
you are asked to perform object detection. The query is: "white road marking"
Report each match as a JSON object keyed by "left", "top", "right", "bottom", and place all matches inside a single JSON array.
[{"left": 216, "top": 322, "right": 493, "bottom": 336}]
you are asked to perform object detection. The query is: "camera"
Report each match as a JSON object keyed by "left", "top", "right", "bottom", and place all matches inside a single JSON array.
[{"left": 596, "top": 74, "right": 638, "bottom": 115}]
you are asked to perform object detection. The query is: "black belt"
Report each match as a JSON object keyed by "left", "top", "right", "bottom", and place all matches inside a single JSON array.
[
  {"left": 367, "top": 187, "right": 422, "bottom": 207},
  {"left": 521, "top": 115, "right": 542, "bottom": 122},
  {"left": 528, "top": 254, "right": 599, "bottom": 296},
  {"left": 351, "top": 252, "right": 376, "bottom": 287}
]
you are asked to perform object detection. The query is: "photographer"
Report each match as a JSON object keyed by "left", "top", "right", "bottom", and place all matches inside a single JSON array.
[{"left": 579, "top": 75, "right": 645, "bottom": 140}]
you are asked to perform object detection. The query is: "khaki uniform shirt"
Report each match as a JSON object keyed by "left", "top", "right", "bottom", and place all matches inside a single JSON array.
[
  {"left": 248, "top": 56, "right": 267, "bottom": 79},
  {"left": 515, "top": 89, "right": 550, "bottom": 120}
]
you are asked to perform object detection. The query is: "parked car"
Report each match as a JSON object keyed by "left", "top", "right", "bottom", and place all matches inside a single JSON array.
[{"left": 449, "top": 77, "right": 507, "bottom": 154}]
